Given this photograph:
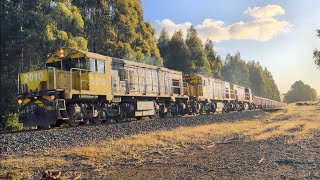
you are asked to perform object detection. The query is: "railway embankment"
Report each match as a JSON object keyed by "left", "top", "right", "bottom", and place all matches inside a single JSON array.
[{"left": 1, "top": 110, "right": 264, "bottom": 155}]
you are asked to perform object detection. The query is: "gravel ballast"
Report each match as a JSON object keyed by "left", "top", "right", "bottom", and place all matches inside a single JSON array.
[{"left": 0, "top": 110, "right": 265, "bottom": 156}]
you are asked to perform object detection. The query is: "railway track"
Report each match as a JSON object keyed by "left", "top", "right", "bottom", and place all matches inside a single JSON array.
[
  {"left": 0, "top": 113, "right": 206, "bottom": 135},
  {"left": 0, "top": 109, "right": 266, "bottom": 135}
]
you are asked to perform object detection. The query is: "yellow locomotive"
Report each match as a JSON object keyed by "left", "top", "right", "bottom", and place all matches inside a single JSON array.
[
  {"left": 17, "top": 48, "right": 282, "bottom": 127},
  {"left": 183, "top": 74, "right": 254, "bottom": 113},
  {"left": 18, "top": 48, "right": 188, "bottom": 127}
]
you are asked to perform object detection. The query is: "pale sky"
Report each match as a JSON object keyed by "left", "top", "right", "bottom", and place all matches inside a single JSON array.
[{"left": 143, "top": 0, "right": 320, "bottom": 95}]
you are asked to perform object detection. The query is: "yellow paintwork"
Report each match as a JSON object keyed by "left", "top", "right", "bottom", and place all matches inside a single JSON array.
[
  {"left": 20, "top": 48, "right": 113, "bottom": 101},
  {"left": 23, "top": 98, "right": 30, "bottom": 104},
  {"left": 21, "top": 96, "right": 55, "bottom": 110},
  {"left": 46, "top": 48, "right": 85, "bottom": 63},
  {"left": 183, "top": 74, "right": 215, "bottom": 101},
  {"left": 183, "top": 74, "right": 204, "bottom": 98},
  {"left": 20, "top": 70, "right": 48, "bottom": 90}
]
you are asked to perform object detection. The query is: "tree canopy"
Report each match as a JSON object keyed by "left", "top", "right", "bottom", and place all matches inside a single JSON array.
[
  {"left": 157, "top": 27, "right": 280, "bottom": 101},
  {"left": 163, "top": 30, "right": 192, "bottom": 73},
  {"left": 0, "top": 0, "right": 162, "bottom": 114},
  {"left": 204, "top": 39, "right": 222, "bottom": 79},
  {"left": 221, "top": 53, "right": 280, "bottom": 101},
  {"left": 284, "top": 81, "right": 317, "bottom": 103},
  {"left": 158, "top": 27, "right": 221, "bottom": 77},
  {"left": 0, "top": 0, "right": 282, "bottom": 115},
  {"left": 222, "top": 52, "right": 250, "bottom": 87},
  {"left": 186, "top": 26, "right": 211, "bottom": 76}
]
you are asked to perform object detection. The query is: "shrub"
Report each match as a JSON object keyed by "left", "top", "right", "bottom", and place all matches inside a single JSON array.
[{"left": 0, "top": 113, "right": 23, "bottom": 131}]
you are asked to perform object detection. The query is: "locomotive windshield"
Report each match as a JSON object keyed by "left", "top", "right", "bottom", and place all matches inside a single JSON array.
[
  {"left": 62, "top": 58, "right": 86, "bottom": 70},
  {"left": 46, "top": 61, "right": 61, "bottom": 69},
  {"left": 46, "top": 57, "right": 87, "bottom": 71}
]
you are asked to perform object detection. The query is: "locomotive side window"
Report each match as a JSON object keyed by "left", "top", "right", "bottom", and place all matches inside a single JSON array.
[
  {"left": 97, "top": 60, "right": 105, "bottom": 74},
  {"left": 79, "top": 57, "right": 86, "bottom": 69},
  {"left": 89, "top": 58, "right": 96, "bottom": 72},
  {"left": 119, "top": 69, "right": 125, "bottom": 81},
  {"left": 172, "top": 80, "right": 180, "bottom": 87},
  {"left": 172, "top": 79, "right": 181, "bottom": 94}
]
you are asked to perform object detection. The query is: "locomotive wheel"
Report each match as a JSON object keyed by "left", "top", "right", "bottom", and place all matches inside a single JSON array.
[
  {"left": 222, "top": 103, "right": 230, "bottom": 113},
  {"left": 236, "top": 103, "right": 242, "bottom": 112},
  {"left": 66, "top": 104, "right": 83, "bottom": 126},
  {"left": 211, "top": 104, "right": 216, "bottom": 113},
  {"left": 92, "top": 117, "right": 102, "bottom": 124},
  {"left": 159, "top": 113, "right": 166, "bottom": 118},
  {"left": 240, "top": 104, "right": 245, "bottom": 111},
  {"left": 67, "top": 112, "right": 82, "bottom": 126},
  {"left": 115, "top": 112, "right": 128, "bottom": 122},
  {"left": 51, "top": 120, "right": 63, "bottom": 127},
  {"left": 92, "top": 111, "right": 106, "bottom": 124},
  {"left": 222, "top": 107, "right": 228, "bottom": 113}
]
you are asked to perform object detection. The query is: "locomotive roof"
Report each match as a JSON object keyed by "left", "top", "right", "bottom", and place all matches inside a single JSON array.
[
  {"left": 46, "top": 47, "right": 108, "bottom": 63},
  {"left": 46, "top": 48, "right": 182, "bottom": 75}
]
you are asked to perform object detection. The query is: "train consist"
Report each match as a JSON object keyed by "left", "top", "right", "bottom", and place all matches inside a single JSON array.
[{"left": 17, "top": 48, "right": 283, "bottom": 127}]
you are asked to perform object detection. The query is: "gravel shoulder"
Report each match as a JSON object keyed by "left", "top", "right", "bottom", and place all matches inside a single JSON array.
[{"left": 0, "top": 110, "right": 264, "bottom": 156}]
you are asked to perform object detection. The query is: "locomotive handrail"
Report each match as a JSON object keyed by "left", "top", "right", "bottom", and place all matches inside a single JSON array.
[
  {"left": 17, "top": 73, "right": 20, "bottom": 94},
  {"left": 70, "top": 68, "right": 88, "bottom": 91},
  {"left": 47, "top": 67, "right": 56, "bottom": 89}
]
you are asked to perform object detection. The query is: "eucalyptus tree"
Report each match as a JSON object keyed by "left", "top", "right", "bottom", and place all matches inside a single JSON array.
[
  {"left": 186, "top": 26, "right": 211, "bottom": 76},
  {"left": 204, "top": 39, "right": 222, "bottom": 79}
]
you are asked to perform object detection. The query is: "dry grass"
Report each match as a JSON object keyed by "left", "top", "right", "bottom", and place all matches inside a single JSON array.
[
  {"left": 1, "top": 102, "right": 319, "bottom": 179},
  {"left": 0, "top": 157, "right": 69, "bottom": 179}
]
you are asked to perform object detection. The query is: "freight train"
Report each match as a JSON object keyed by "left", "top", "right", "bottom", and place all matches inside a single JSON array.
[{"left": 17, "top": 48, "right": 283, "bottom": 127}]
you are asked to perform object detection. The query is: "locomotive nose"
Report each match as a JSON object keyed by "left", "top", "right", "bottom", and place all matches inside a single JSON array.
[{"left": 20, "top": 70, "right": 48, "bottom": 91}]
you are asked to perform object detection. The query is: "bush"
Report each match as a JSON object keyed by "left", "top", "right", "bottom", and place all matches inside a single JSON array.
[{"left": 0, "top": 113, "right": 23, "bottom": 131}]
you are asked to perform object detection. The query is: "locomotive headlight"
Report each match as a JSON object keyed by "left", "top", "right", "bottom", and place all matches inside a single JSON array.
[
  {"left": 59, "top": 49, "right": 64, "bottom": 58},
  {"left": 50, "top": 95, "right": 55, "bottom": 100},
  {"left": 18, "top": 99, "right": 23, "bottom": 104}
]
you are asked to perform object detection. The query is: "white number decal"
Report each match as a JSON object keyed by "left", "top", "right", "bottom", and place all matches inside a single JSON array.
[
  {"left": 23, "top": 72, "right": 46, "bottom": 83},
  {"left": 38, "top": 72, "right": 44, "bottom": 81},
  {"left": 24, "top": 74, "right": 28, "bottom": 83},
  {"left": 29, "top": 73, "right": 34, "bottom": 82},
  {"left": 90, "top": 77, "right": 106, "bottom": 87}
]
